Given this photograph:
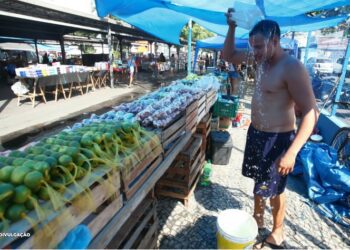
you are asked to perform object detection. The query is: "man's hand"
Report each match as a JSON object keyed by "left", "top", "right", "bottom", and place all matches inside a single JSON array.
[
  {"left": 276, "top": 152, "right": 296, "bottom": 176},
  {"left": 225, "top": 8, "right": 237, "bottom": 28}
]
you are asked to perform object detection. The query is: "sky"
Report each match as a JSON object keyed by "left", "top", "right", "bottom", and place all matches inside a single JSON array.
[{"left": 38, "top": 0, "right": 97, "bottom": 16}]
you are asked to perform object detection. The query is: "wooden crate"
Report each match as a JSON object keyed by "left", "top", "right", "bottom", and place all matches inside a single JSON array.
[
  {"left": 185, "top": 100, "right": 198, "bottom": 134},
  {"left": 157, "top": 113, "right": 186, "bottom": 155},
  {"left": 196, "top": 113, "right": 212, "bottom": 155},
  {"left": 206, "top": 90, "right": 217, "bottom": 113},
  {"left": 156, "top": 136, "right": 205, "bottom": 206},
  {"left": 107, "top": 195, "right": 158, "bottom": 249},
  {"left": 2, "top": 167, "right": 122, "bottom": 249},
  {"left": 120, "top": 144, "right": 163, "bottom": 200},
  {"left": 197, "top": 94, "right": 206, "bottom": 124}
]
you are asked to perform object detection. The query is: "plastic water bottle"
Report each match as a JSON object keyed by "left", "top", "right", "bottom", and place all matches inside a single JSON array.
[
  {"left": 230, "top": 1, "right": 264, "bottom": 30},
  {"left": 201, "top": 160, "right": 212, "bottom": 186}
]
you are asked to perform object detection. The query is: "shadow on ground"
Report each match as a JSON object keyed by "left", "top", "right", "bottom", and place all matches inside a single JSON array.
[{"left": 159, "top": 214, "right": 217, "bottom": 249}]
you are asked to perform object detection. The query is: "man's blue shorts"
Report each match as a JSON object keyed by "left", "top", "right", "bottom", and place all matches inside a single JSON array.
[{"left": 242, "top": 125, "right": 295, "bottom": 197}]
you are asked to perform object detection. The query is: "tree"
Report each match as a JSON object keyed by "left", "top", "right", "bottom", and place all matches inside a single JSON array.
[
  {"left": 72, "top": 31, "right": 99, "bottom": 38},
  {"left": 180, "top": 22, "right": 215, "bottom": 42},
  {"left": 79, "top": 44, "right": 96, "bottom": 54},
  {"left": 308, "top": 5, "right": 350, "bottom": 35}
]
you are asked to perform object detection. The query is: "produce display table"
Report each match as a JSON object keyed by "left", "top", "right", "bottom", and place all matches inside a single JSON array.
[
  {"left": 17, "top": 71, "right": 90, "bottom": 107},
  {"left": 0, "top": 73, "right": 220, "bottom": 249}
]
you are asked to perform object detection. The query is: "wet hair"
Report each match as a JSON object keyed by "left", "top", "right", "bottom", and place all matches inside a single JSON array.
[{"left": 249, "top": 20, "right": 281, "bottom": 40}]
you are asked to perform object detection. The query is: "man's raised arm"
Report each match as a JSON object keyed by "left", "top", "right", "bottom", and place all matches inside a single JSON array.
[{"left": 222, "top": 9, "right": 247, "bottom": 65}]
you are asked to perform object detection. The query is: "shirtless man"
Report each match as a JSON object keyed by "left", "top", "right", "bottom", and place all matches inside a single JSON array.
[{"left": 223, "top": 11, "right": 319, "bottom": 249}]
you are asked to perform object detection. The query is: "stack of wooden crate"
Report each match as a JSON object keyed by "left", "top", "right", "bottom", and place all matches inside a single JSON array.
[
  {"left": 185, "top": 100, "right": 199, "bottom": 134},
  {"left": 107, "top": 192, "right": 158, "bottom": 249},
  {"left": 156, "top": 135, "right": 205, "bottom": 206},
  {"left": 120, "top": 135, "right": 164, "bottom": 200},
  {"left": 196, "top": 113, "right": 212, "bottom": 156}
]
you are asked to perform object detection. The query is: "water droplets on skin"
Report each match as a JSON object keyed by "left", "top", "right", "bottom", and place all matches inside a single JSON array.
[{"left": 248, "top": 35, "right": 274, "bottom": 130}]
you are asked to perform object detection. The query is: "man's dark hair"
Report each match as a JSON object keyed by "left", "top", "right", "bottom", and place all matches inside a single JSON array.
[{"left": 249, "top": 20, "right": 281, "bottom": 39}]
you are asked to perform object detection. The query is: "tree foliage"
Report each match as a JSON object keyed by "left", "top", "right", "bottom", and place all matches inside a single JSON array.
[
  {"left": 180, "top": 22, "right": 215, "bottom": 42},
  {"left": 72, "top": 31, "right": 98, "bottom": 38},
  {"left": 308, "top": 5, "right": 350, "bottom": 35},
  {"left": 79, "top": 44, "right": 96, "bottom": 54}
]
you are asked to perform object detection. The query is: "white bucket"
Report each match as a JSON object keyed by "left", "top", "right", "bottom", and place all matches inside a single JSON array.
[{"left": 217, "top": 209, "right": 258, "bottom": 249}]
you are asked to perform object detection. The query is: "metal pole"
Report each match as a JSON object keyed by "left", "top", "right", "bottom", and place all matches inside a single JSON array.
[
  {"left": 331, "top": 37, "right": 350, "bottom": 116},
  {"left": 303, "top": 31, "right": 311, "bottom": 65},
  {"left": 193, "top": 47, "right": 199, "bottom": 73},
  {"left": 59, "top": 36, "right": 66, "bottom": 63},
  {"left": 176, "top": 46, "right": 180, "bottom": 72},
  {"left": 34, "top": 38, "right": 39, "bottom": 63},
  {"left": 214, "top": 51, "right": 218, "bottom": 67},
  {"left": 80, "top": 44, "right": 83, "bottom": 58},
  {"left": 187, "top": 19, "right": 192, "bottom": 75},
  {"left": 119, "top": 37, "right": 123, "bottom": 60},
  {"left": 108, "top": 24, "right": 114, "bottom": 88}
]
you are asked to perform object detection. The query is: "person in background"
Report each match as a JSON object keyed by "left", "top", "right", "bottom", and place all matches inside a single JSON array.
[
  {"left": 170, "top": 54, "right": 176, "bottom": 76},
  {"left": 135, "top": 55, "right": 141, "bottom": 74},
  {"left": 57, "top": 53, "right": 62, "bottom": 62},
  {"left": 14, "top": 53, "right": 24, "bottom": 68},
  {"left": 127, "top": 54, "right": 136, "bottom": 87},
  {"left": 219, "top": 59, "right": 226, "bottom": 72},
  {"left": 150, "top": 56, "right": 158, "bottom": 78},
  {"left": 227, "top": 63, "right": 240, "bottom": 96},
  {"left": 223, "top": 10, "right": 319, "bottom": 249},
  {"left": 205, "top": 54, "right": 210, "bottom": 72},
  {"left": 42, "top": 53, "right": 49, "bottom": 64},
  {"left": 210, "top": 55, "right": 213, "bottom": 66},
  {"left": 159, "top": 53, "right": 166, "bottom": 63},
  {"left": 198, "top": 57, "right": 204, "bottom": 75}
]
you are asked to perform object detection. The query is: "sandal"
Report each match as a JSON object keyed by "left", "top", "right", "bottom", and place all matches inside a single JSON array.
[
  {"left": 260, "top": 238, "right": 291, "bottom": 249},
  {"left": 258, "top": 227, "right": 270, "bottom": 238}
]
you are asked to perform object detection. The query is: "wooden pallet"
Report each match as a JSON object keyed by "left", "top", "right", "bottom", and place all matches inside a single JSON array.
[
  {"left": 157, "top": 113, "right": 186, "bottom": 155},
  {"left": 107, "top": 195, "right": 158, "bottom": 249},
  {"left": 120, "top": 145, "right": 163, "bottom": 200},
  {"left": 196, "top": 113, "right": 212, "bottom": 155},
  {"left": 185, "top": 100, "right": 199, "bottom": 134},
  {"left": 156, "top": 136, "right": 205, "bottom": 206},
  {"left": 2, "top": 167, "right": 122, "bottom": 249},
  {"left": 197, "top": 94, "right": 206, "bottom": 124}
]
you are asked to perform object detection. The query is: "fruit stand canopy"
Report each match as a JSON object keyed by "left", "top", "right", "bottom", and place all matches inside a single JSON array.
[{"left": 95, "top": 0, "right": 349, "bottom": 45}]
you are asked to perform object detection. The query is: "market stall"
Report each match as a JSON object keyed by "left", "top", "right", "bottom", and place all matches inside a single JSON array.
[
  {"left": 13, "top": 63, "right": 110, "bottom": 107},
  {"left": 0, "top": 73, "right": 220, "bottom": 249}
]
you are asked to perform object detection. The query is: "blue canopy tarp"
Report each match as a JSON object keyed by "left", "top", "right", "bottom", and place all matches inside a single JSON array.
[
  {"left": 196, "top": 36, "right": 248, "bottom": 50},
  {"left": 95, "top": 0, "right": 349, "bottom": 44}
]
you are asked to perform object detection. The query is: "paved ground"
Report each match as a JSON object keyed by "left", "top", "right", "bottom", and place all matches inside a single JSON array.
[
  {"left": 156, "top": 83, "right": 350, "bottom": 249},
  {"left": 0, "top": 71, "right": 185, "bottom": 149}
]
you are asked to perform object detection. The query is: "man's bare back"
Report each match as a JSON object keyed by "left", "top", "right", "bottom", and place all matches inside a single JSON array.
[{"left": 251, "top": 54, "right": 296, "bottom": 133}]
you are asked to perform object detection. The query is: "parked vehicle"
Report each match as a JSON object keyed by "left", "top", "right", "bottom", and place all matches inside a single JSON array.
[
  {"left": 311, "top": 75, "right": 350, "bottom": 110},
  {"left": 306, "top": 57, "right": 334, "bottom": 76},
  {"left": 333, "top": 58, "right": 350, "bottom": 77}
]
